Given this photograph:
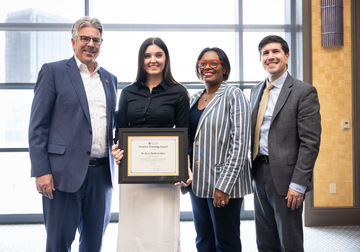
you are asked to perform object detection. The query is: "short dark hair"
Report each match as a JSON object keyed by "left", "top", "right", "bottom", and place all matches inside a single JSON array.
[
  {"left": 195, "top": 47, "right": 230, "bottom": 81},
  {"left": 135, "top": 37, "right": 178, "bottom": 86},
  {"left": 258, "top": 35, "right": 289, "bottom": 56}
]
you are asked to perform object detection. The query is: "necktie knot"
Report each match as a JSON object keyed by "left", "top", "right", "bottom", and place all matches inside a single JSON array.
[{"left": 267, "top": 83, "right": 274, "bottom": 91}]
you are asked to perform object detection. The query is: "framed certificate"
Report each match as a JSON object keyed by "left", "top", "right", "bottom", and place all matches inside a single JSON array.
[{"left": 118, "top": 128, "right": 188, "bottom": 184}]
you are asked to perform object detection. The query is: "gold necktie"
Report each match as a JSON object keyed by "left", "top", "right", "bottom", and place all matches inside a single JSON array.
[{"left": 252, "top": 84, "right": 274, "bottom": 160}]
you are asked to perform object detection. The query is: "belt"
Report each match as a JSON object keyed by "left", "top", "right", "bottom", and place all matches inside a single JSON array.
[
  {"left": 89, "top": 157, "right": 109, "bottom": 167},
  {"left": 256, "top": 155, "right": 269, "bottom": 164}
]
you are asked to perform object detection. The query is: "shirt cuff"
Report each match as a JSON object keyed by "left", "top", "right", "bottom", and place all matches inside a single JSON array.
[{"left": 289, "top": 182, "right": 307, "bottom": 194}]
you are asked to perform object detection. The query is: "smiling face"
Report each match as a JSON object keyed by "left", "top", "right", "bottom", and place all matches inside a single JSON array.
[
  {"left": 71, "top": 26, "right": 101, "bottom": 72},
  {"left": 260, "top": 42, "right": 289, "bottom": 82},
  {"left": 199, "top": 51, "right": 226, "bottom": 87},
  {"left": 143, "top": 44, "right": 166, "bottom": 78}
]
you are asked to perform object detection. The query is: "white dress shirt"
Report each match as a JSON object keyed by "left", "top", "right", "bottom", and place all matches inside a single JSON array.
[{"left": 75, "top": 56, "right": 108, "bottom": 158}]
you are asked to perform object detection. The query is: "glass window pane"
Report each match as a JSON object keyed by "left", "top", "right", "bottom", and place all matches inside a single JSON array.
[
  {"left": 0, "top": 90, "right": 33, "bottom": 148},
  {"left": 98, "top": 31, "right": 237, "bottom": 83},
  {"left": 243, "top": 0, "right": 286, "bottom": 25},
  {"left": 4, "top": 31, "right": 73, "bottom": 83},
  {"left": 0, "top": 151, "right": 119, "bottom": 214},
  {"left": 243, "top": 31, "right": 285, "bottom": 82},
  {"left": 93, "top": 0, "right": 237, "bottom": 24},
  {"left": 243, "top": 88, "right": 251, "bottom": 101},
  {"left": 0, "top": 152, "right": 39, "bottom": 214},
  {"left": 0, "top": 32, "right": 4, "bottom": 82},
  {"left": 1, "top": 1, "right": 83, "bottom": 23},
  {"left": 111, "top": 184, "right": 119, "bottom": 213},
  {"left": 180, "top": 193, "right": 192, "bottom": 211},
  {"left": 244, "top": 194, "right": 254, "bottom": 211}
]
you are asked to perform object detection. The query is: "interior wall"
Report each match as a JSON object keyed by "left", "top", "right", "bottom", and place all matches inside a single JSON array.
[{"left": 311, "top": 0, "right": 353, "bottom": 207}]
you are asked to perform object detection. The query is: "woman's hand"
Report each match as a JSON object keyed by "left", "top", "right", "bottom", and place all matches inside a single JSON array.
[
  {"left": 213, "top": 189, "right": 229, "bottom": 208},
  {"left": 174, "top": 166, "right": 193, "bottom": 187},
  {"left": 174, "top": 155, "right": 193, "bottom": 187},
  {"left": 111, "top": 140, "right": 124, "bottom": 165}
]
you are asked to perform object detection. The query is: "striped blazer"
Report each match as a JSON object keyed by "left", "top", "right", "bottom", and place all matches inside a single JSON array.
[{"left": 190, "top": 83, "right": 253, "bottom": 198}]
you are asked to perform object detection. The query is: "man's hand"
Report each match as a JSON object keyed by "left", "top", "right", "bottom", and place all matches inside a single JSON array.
[
  {"left": 285, "top": 188, "right": 303, "bottom": 210},
  {"left": 36, "top": 174, "right": 55, "bottom": 199}
]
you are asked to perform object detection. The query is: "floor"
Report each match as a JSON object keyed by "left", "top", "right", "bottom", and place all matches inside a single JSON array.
[{"left": 0, "top": 221, "right": 360, "bottom": 251}]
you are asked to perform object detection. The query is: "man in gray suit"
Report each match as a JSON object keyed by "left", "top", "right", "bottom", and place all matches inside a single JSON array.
[{"left": 250, "top": 35, "right": 321, "bottom": 252}]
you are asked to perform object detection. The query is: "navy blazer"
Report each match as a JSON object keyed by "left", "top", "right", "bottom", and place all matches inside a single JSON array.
[
  {"left": 190, "top": 83, "right": 253, "bottom": 199},
  {"left": 29, "top": 56, "right": 117, "bottom": 192},
  {"left": 250, "top": 73, "right": 321, "bottom": 195}
]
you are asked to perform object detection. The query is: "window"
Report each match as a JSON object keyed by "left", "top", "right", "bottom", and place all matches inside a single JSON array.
[{"left": 0, "top": 0, "right": 302, "bottom": 223}]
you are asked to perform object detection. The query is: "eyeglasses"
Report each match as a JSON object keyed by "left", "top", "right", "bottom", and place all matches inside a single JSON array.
[
  {"left": 77, "top": 36, "right": 103, "bottom": 46},
  {"left": 197, "top": 60, "right": 223, "bottom": 69}
]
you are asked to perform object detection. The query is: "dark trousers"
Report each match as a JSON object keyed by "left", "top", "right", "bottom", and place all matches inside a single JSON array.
[
  {"left": 189, "top": 188, "right": 243, "bottom": 252},
  {"left": 42, "top": 165, "right": 112, "bottom": 252},
  {"left": 253, "top": 158, "right": 304, "bottom": 252}
]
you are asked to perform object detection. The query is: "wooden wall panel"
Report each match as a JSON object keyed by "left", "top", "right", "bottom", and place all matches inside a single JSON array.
[{"left": 312, "top": 0, "right": 353, "bottom": 207}]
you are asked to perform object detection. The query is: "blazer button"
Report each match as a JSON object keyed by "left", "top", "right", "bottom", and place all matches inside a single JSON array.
[
  {"left": 195, "top": 161, "right": 199, "bottom": 166},
  {"left": 196, "top": 142, "right": 200, "bottom": 146},
  {"left": 87, "top": 151, "right": 90, "bottom": 155},
  {"left": 89, "top": 130, "right": 92, "bottom": 134}
]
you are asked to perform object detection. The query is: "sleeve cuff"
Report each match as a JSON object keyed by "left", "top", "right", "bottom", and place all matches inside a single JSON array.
[{"left": 289, "top": 182, "right": 307, "bottom": 194}]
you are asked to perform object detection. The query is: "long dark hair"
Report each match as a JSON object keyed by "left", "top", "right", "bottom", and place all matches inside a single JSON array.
[
  {"left": 134, "top": 37, "right": 179, "bottom": 86},
  {"left": 195, "top": 47, "right": 231, "bottom": 81}
]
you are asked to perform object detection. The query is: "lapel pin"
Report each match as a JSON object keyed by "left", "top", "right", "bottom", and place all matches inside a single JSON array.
[{"left": 106, "top": 79, "right": 109, "bottom": 83}]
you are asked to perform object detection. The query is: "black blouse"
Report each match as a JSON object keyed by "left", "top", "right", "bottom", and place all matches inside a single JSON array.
[{"left": 115, "top": 80, "right": 189, "bottom": 138}]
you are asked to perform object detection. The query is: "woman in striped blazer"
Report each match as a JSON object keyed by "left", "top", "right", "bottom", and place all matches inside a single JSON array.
[{"left": 188, "top": 47, "right": 252, "bottom": 251}]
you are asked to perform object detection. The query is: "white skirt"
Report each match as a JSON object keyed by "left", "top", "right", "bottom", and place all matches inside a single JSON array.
[{"left": 117, "top": 184, "right": 181, "bottom": 252}]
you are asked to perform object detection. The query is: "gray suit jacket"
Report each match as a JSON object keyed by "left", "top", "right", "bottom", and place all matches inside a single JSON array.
[{"left": 250, "top": 73, "right": 321, "bottom": 196}]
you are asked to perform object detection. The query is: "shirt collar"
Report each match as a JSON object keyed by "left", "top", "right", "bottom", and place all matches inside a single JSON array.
[
  {"left": 137, "top": 80, "right": 168, "bottom": 91},
  {"left": 74, "top": 55, "right": 101, "bottom": 75},
  {"left": 266, "top": 71, "right": 288, "bottom": 89}
]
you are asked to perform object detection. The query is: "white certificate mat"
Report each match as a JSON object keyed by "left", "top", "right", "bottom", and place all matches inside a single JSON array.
[
  {"left": 118, "top": 128, "right": 188, "bottom": 184},
  {"left": 128, "top": 136, "right": 179, "bottom": 176}
]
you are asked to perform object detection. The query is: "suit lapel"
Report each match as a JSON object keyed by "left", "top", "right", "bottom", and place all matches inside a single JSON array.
[
  {"left": 190, "top": 90, "right": 202, "bottom": 110},
  {"left": 250, "top": 81, "right": 266, "bottom": 133},
  {"left": 271, "top": 74, "right": 293, "bottom": 124},
  {"left": 66, "top": 57, "right": 91, "bottom": 126},
  {"left": 250, "top": 81, "right": 266, "bottom": 111}
]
